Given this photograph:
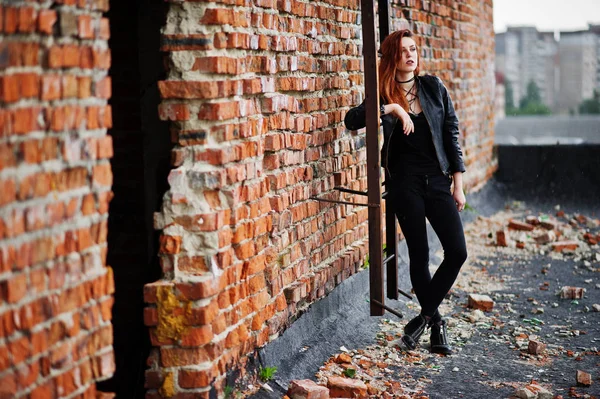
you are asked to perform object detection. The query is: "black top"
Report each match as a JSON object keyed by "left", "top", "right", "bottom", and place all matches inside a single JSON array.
[{"left": 388, "top": 111, "right": 441, "bottom": 176}]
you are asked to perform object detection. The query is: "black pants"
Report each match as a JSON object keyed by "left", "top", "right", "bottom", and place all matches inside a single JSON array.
[{"left": 389, "top": 173, "right": 467, "bottom": 319}]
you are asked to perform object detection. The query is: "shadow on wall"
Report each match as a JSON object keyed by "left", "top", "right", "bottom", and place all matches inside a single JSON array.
[{"left": 97, "top": 1, "right": 171, "bottom": 398}]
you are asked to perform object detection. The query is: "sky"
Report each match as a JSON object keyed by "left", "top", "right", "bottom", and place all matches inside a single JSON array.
[{"left": 493, "top": 0, "right": 600, "bottom": 33}]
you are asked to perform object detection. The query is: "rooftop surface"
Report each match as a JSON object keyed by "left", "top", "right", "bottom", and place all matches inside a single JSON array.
[{"left": 245, "top": 154, "right": 600, "bottom": 398}]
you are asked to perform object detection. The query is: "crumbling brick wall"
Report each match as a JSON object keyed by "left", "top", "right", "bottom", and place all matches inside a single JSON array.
[
  {"left": 0, "top": 1, "right": 115, "bottom": 398},
  {"left": 144, "top": 0, "right": 496, "bottom": 397}
]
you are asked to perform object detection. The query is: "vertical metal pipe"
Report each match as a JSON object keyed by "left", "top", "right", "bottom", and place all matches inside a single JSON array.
[
  {"left": 385, "top": 188, "right": 399, "bottom": 300},
  {"left": 361, "top": 0, "right": 384, "bottom": 316},
  {"left": 378, "top": 0, "right": 392, "bottom": 44},
  {"left": 378, "top": 0, "right": 398, "bottom": 300}
]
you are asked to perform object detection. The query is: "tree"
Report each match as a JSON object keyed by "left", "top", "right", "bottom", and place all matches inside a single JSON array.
[
  {"left": 504, "top": 80, "right": 517, "bottom": 114},
  {"left": 579, "top": 90, "right": 600, "bottom": 114},
  {"left": 515, "top": 80, "right": 551, "bottom": 115}
]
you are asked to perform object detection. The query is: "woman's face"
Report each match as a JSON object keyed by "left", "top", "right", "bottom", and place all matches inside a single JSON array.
[{"left": 397, "top": 36, "right": 418, "bottom": 73}]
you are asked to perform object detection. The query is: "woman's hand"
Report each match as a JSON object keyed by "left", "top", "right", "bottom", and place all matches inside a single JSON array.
[
  {"left": 386, "top": 104, "right": 414, "bottom": 135},
  {"left": 452, "top": 172, "right": 466, "bottom": 212}
]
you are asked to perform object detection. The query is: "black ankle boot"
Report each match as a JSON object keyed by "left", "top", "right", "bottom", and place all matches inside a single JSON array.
[
  {"left": 401, "top": 314, "right": 428, "bottom": 350},
  {"left": 430, "top": 320, "right": 452, "bottom": 355}
]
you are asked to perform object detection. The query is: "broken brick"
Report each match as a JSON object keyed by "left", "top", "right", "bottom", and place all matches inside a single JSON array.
[
  {"left": 528, "top": 339, "right": 546, "bottom": 355},
  {"left": 540, "top": 220, "right": 557, "bottom": 230},
  {"left": 515, "top": 383, "right": 553, "bottom": 399},
  {"left": 551, "top": 240, "right": 578, "bottom": 252},
  {"left": 525, "top": 215, "right": 540, "bottom": 226},
  {"left": 559, "top": 286, "right": 585, "bottom": 299},
  {"left": 508, "top": 219, "right": 534, "bottom": 231},
  {"left": 534, "top": 231, "right": 556, "bottom": 245},
  {"left": 576, "top": 370, "right": 592, "bottom": 386},
  {"left": 327, "top": 376, "right": 367, "bottom": 398},
  {"left": 496, "top": 230, "right": 508, "bottom": 247},
  {"left": 287, "top": 379, "right": 329, "bottom": 399},
  {"left": 334, "top": 354, "right": 352, "bottom": 364},
  {"left": 516, "top": 241, "right": 526, "bottom": 249},
  {"left": 467, "top": 294, "right": 494, "bottom": 312}
]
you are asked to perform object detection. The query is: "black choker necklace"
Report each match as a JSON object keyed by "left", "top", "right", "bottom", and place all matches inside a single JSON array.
[{"left": 395, "top": 76, "right": 415, "bottom": 84}]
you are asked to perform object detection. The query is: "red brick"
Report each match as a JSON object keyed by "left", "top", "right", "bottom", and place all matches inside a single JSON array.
[
  {"left": 181, "top": 326, "right": 214, "bottom": 347},
  {"left": 533, "top": 230, "right": 556, "bottom": 244},
  {"left": 159, "top": 235, "right": 181, "bottom": 254},
  {"left": 78, "top": 76, "right": 92, "bottom": 98},
  {"left": 528, "top": 339, "right": 546, "bottom": 355},
  {"left": 62, "top": 75, "right": 78, "bottom": 98},
  {"left": 552, "top": 240, "right": 579, "bottom": 252},
  {"left": 576, "top": 370, "right": 592, "bottom": 386},
  {"left": 9, "top": 335, "right": 31, "bottom": 365},
  {"left": 176, "top": 281, "right": 218, "bottom": 301},
  {"left": 18, "top": 7, "right": 36, "bottom": 33},
  {"left": 63, "top": 44, "right": 81, "bottom": 67},
  {"left": 287, "top": 379, "right": 329, "bottom": 399},
  {"left": 178, "top": 368, "right": 215, "bottom": 388},
  {"left": 92, "top": 163, "right": 112, "bottom": 186},
  {"left": 0, "top": 75, "right": 20, "bottom": 102},
  {"left": 30, "top": 381, "right": 54, "bottom": 399},
  {"left": 0, "top": 371, "right": 17, "bottom": 397},
  {"left": 3, "top": 273, "right": 27, "bottom": 303},
  {"left": 16, "top": 360, "right": 39, "bottom": 388},
  {"left": 158, "top": 103, "right": 190, "bottom": 121},
  {"left": 38, "top": 10, "right": 57, "bottom": 34},
  {"left": 92, "top": 47, "right": 111, "bottom": 69},
  {"left": 98, "top": 17, "right": 110, "bottom": 39},
  {"left": 160, "top": 347, "right": 215, "bottom": 367},
  {"left": 327, "top": 376, "right": 367, "bottom": 398},
  {"left": 95, "top": 76, "right": 111, "bottom": 99},
  {"left": 78, "top": 14, "right": 94, "bottom": 38},
  {"left": 508, "top": 219, "right": 534, "bottom": 231},
  {"left": 4, "top": 7, "right": 18, "bottom": 34},
  {"left": 198, "top": 101, "right": 240, "bottom": 121},
  {"left": 20, "top": 73, "right": 40, "bottom": 99},
  {"left": 41, "top": 75, "right": 61, "bottom": 101},
  {"left": 467, "top": 294, "right": 494, "bottom": 311}
]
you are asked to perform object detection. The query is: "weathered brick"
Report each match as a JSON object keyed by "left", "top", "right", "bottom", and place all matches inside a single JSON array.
[
  {"left": 287, "top": 379, "right": 329, "bottom": 399},
  {"left": 559, "top": 286, "right": 585, "bottom": 299},
  {"left": 576, "top": 370, "right": 592, "bottom": 386},
  {"left": 327, "top": 376, "right": 367, "bottom": 398},
  {"left": 467, "top": 294, "right": 494, "bottom": 311}
]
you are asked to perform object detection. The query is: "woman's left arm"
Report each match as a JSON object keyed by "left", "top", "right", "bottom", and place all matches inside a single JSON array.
[
  {"left": 440, "top": 81, "right": 466, "bottom": 174},
  {"left": 452, "top": 171, "right": 466, "bottom": 212}
]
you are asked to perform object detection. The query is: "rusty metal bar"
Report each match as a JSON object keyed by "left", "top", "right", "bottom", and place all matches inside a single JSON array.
[
  {"left": 385, "top": 180, "right": 399, "bottom": 300},
  {"left": 371, "top": 299, "right": 403, "bottom": 319},
  {"left": 361, "top": 0, "right": 384, "bottom": 317},
  {"left": 398, "top": 289, "right": 413, "bottom": 300},
  {"left": 333, "top": 187, "right": 368, "bottom": 196},
  {"left": 308, "top": 197, "right": 379, "bottom": 207}
]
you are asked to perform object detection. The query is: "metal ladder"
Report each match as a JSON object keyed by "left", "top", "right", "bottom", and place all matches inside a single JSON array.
[{"left": 310, "top": 0, "right": 412, "bottom": 318}]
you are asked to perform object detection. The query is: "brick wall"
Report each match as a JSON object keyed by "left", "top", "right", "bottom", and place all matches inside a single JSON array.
[
  {"left": 0, "top": 1, "right": 115, "bottom": 398},
  {"left": 144, "top": 0, "right": 496, "bottom": 397}
]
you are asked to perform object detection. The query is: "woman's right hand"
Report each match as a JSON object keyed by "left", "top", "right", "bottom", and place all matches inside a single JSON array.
[{"left": 389, "top": 104, "right": 414, "bottom": 135}]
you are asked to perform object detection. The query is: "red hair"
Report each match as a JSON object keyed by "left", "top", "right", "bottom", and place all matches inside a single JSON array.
[{"left": 379, "top": 30, "right": 422, "bottom": 112}]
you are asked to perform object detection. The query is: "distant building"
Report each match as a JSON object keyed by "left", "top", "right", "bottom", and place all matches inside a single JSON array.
[
  {"left": 557, "top": 30, "right": 598, "bottom": 113},
  {"left": 495, "top": 27, "right": 559, "bottom": 112}
]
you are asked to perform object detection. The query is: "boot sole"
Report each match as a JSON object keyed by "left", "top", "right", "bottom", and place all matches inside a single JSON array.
[
  {"left": 430, "top": 345, "right": 452, "bottom": 355},
  {"left": 401, "top": 335, "right": 417, "bottom": 350}
]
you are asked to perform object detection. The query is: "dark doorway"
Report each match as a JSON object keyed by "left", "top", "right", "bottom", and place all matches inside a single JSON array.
[{"left": 98, "top": 1, "right": 170, "bottom": 397}]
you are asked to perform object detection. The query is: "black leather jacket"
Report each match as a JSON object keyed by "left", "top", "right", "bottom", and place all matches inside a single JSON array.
[{"left": 343, "top": 74, "right": 466, "bottom": 177}]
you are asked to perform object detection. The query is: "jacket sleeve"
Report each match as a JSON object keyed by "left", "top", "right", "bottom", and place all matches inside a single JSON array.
[
  {"left": 439, "top": 79, "right": 466, "bottom": 174},
  {"left": 343, "top": 100, "right": 366, "bottom": 131}
]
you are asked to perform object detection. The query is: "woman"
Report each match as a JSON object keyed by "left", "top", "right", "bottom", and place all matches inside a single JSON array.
[{"left": 344, "top": 30, "right": 467, "bottom": 355}]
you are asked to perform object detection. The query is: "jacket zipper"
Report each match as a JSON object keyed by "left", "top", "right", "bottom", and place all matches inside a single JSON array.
[
  {"left": 384, "top": 117, "right": 398, "bottom": 178},
  {"left": 420, "top": 99, "right": 448, "bottom": 177}
]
